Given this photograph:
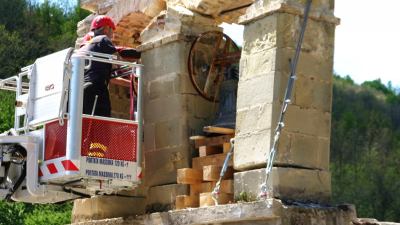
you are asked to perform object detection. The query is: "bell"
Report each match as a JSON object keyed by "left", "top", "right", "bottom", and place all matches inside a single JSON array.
[{"left": 213, "top": 65, "right": 239, "bottom": 129}]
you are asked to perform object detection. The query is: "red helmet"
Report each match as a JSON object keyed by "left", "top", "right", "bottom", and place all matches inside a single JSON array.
[{"left": 90, "top": 15, "right": 116, "bottom": 31}]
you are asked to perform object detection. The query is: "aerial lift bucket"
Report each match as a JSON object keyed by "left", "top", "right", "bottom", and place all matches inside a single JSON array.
[{"left": 0, "top": 48, "right": 143, "bottom": 203}]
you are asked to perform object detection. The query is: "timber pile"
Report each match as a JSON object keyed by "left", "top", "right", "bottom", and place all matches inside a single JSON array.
[{"left": 175, "top": 127, "right": 235, "bottom": 209}]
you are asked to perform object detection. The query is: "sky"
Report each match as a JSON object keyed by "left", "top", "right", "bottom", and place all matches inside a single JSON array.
[{"left": 221, "top": 0, "right": 400, "bottom": 88}]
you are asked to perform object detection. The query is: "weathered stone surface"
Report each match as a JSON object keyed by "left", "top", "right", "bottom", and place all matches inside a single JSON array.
[
  {"left": 234, "top": 129, "right": 330, "bottom": 171},
  {"left": 236, "top": 73, "right": 275, "bottom": 109},
  {"left": 239, "top": 0, "right": 339, "bottom": 25},
  {"left": 72, "top": 195, "right": 146, "bottom": 223},
  {"left": 141, "top": 34, "right": 216, "bottom": 187},
  {"left": 146, "top": 184, "right": 189, "bottom": 212},
  {"left": 144, "top": 146, "right": 191, "bottom": 187},
  {"left": 70, "top": 200, "right": 357, "bottom": 225},
  {"left": 234, "top": 167, "right": 331, "bottom": 203},
  {"left": 140, "top": 5, "right": 219, "bottom": 45},
  {"left": 81, "top": 0, "right": 117, "bottom": 13},
  {"left": 235, "top": 1, "right": 336, "bottom": 170},
  {"left": 284, "top": 105, "right": 331, "bottom": 137},
  {"left": 276, "top": 130, "right": 330, "bottom": 170},
  {"left": 141, "top": 42, "right": 190, "bottom": 78},
  {"left": 177, "top": 0, "right": 254, "bottom": 17}
]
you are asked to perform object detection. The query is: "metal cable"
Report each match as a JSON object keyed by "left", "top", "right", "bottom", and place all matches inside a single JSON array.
[
  {"left": 211, "top": 138, "right": 235, "bottom": 205},
  {"left": 259, "top": 0, "right": 313, "bottom": 199}
]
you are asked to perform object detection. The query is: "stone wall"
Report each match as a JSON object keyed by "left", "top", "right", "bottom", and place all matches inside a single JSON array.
[
  {"left": 233, "top": 0, "right": 339, "bottom": 202},
  {"left": 139, "top": 7, "right": 220, "bottom": 188}
]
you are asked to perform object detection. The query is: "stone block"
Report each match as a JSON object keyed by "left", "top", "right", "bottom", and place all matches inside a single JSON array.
[
  {"left": 239, "top": 49, "right": 277, "bottom": 81},
  {"left": 234, "top": 167, "right": 331, "bottom": 203},
  {"left": 293, "top": 74, "right": 332, "bottom": 112},
  {"left": 275, "top": 48, "right": 334, "bottom": 83},
  {"left": 144, "top": 123, "right": 156, "bottom": 152},
  {"left": 144, "top": 146, "right": 191, "bottom": 187},
  {"left": 277, "top": 131, "right": 330, "bottom": 170},
  {"left": 235, "top": 104, "right": 273, "bottom": 136},
  {"left": 141, "top": 41, "right": 190, "bottom": 79},
  {"left": 236, "top": 73, "right": 276, "bottom": 109},
  {"left": 234, "top": 129, "right": 329, "bottom": 171},
  {"left": 155, "top": 119, "right": 186, "bottom": 149},
  {"left": 144, "top": 94, "right": 184, "bottom": 124},
  {"left": 148, "top": 74, "right": 176, "bottom": 100},
  {"left": 146, "top": 184, "right": 189, "bottom": 212},
  {"left": 174, "top": 73, "right": 199, "bottom": 95},
  {"left": 276, "top": 13, "right": 335, "bottom": 55},
  {"left": 71, "top": 195, "right": 146, "bottom": 223},
  {"left": 187, "top": 94, "right": 216, "bottom": 120},
  {"left": 242, "top": 14, "right": 278, "bottom": 55},
  {"left": 234, "top": 130, "right": 271, "bottom": 171},
  {"left": 285, "top": 105, "right": 331, "bottom": 138}
]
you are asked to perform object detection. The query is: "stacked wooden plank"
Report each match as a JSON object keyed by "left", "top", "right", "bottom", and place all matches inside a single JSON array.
[{"left": 175, "top": 127, "right": 235, "bottom": 209}]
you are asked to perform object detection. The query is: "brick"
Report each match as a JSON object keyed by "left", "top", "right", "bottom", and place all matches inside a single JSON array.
[
  {"left": 234, "top": 167, "right": 331, "bottom": 203},
  {"left": 144, "top": 146, "right": 190, "bottom": 187}
]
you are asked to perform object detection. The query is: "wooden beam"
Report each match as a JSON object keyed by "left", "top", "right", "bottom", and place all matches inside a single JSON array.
[
  {"left": 222, "top": 142, "right": 232, "bottom": 153},
  {"left": 175, "top": 195, "right": 199, "bottom": 209},
  {"left": 192, "top": 153, "right": 233, "bottom": 170},
  {"left": 193, "top": 134, "right": 234, "bottom": 148},
  {"left": 203, "top": 126, "right": 235, "bottom": 135},
  {"left": 203, "top": 165, "right": 234, "bottom": 181},
  {"left": 199, "top": 145, "right": 222, "bottom": 157},
  {"left": 199, "top": 192, "right": 233, "bottom": 207},
  {"left": 190, "top": 182, "right": 214, "bottom": 196},
  {"left": 177, "top": 168, "right": 203, "bottom": 184}
]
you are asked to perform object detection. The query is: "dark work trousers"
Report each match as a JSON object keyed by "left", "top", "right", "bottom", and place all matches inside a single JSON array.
[{"left": 83, "top": 82, "right": 111, "bottom": 117}]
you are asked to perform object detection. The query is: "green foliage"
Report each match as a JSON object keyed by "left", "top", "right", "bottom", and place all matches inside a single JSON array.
[
  {"left": 331, "top": 75, "right": 400, "bottom": 222},
  {"left": 24, "top": 203, "right": 73, "bottom": 225},
  {"left": 0, "top": 91, "right": 15, "bottom": 133}
]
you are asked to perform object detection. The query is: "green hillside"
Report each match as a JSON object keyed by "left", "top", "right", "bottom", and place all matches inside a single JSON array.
[{"left": 331, "top": 75, "right": 400, "bottom": 221}]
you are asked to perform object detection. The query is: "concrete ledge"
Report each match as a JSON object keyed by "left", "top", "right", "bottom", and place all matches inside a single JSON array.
[{"left": 70, "top": 200, "right": 357, "bottom": 225}]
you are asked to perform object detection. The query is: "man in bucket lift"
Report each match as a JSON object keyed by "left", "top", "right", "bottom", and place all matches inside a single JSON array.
[{"left": 79, "top": 15, "right": 117, "bottom": 117}]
